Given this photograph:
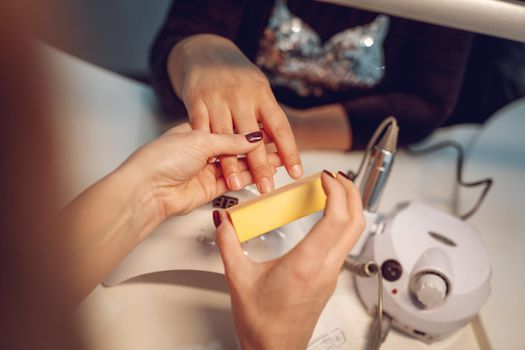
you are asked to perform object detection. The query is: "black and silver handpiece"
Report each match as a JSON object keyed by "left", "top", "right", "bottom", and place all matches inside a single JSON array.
[{"left": 359, "top": 118, "right": 399, "bottom": 212}]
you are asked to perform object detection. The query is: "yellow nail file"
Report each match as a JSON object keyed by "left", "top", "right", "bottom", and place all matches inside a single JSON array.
[{"left": 226, "top": 172, "right": 327, "bottom": 242}]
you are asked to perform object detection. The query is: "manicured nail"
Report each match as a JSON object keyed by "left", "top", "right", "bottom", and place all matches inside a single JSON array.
[
  {"left": 258, "top": 177, "right": 273, "bottom": 194},
  {"left": 347, "top": 171, "right": 356, "bottom": 181},
  {"left": 213, "top": 210, "right": 221, "bottom": 227},
  {"left": 290, "top": 164, "right": 303, "bottom": 179},
  {"left": 338, "top": 171, "right": 353, "bottom": 181},
  {"left": 245, "top": 131, "right": 263, "bottom": 143},
  {"left": 323, "top": 169, "right": 335, "bottom": 179},
  {"left": 228, "top": 173, "right": 242, "bottom": 190}
]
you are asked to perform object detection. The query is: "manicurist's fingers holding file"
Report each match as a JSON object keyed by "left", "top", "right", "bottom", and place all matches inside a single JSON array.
[{"left": 215, "top": 171, "right": 365, "bottom": 350}]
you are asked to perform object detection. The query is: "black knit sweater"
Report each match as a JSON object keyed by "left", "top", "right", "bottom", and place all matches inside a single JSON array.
[{"left": 150, "top": 0, "right": 472, "bottom": 148}]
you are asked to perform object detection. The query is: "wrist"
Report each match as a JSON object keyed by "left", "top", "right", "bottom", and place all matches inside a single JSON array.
[
  {"left": 112, "top": 161, "right": 166, "bottom": 240},
  {"left": 168, "top": 34, "right": 237, "bottom": 97},
  {"left": 237, "top": 325, "right": 310, "bottom": 350},
  {"left": 240, "top": 337, "right": 308, "bottom": 350}
]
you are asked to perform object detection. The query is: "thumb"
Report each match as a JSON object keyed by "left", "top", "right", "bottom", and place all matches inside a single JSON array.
[
  {"left": 214, "top": 210, "right": 248, "bottom": 274},
  {"left": 204, "top": 131, "right": 263, "bottom": 158}
]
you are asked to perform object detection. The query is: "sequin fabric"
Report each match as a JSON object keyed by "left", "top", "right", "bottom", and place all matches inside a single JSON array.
[{"left": 256, "top": 0, "right": 389, "bottom": 97}]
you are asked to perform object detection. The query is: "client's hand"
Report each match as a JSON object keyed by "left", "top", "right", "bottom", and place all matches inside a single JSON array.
[
  {"left": 124, "top": 123, "right": 282, "bottom": 218},
  {"left": 214, "top": 171, "right": 365, "bottom": 349},
  {"left": 168, "top": 34, "right": 302, "bottom": 194}
]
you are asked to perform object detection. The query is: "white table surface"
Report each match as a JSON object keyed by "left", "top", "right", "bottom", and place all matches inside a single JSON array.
[
  {"left": 42, "top": 43, "right": 489, "bottom": 349},
  {"left": 457, "top": 98, "right": 525, "bottom": 350}
]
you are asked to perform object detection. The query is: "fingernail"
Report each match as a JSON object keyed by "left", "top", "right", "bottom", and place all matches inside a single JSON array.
[
  {"left": 213, "top": 210, "right": 221, "bottom": 227},
  {"left": 228, "top": 173, "right": 242, "bottom": 190},
  {"left": 323, "top": 169, "right": 335, "bottom": 179},
  {"left": 347, "top": 171, "right": 356, "bottom": 181},
  {"left": 245, "top": 131, "right": 263, "bottom": 143},
  {"left": 290, "top": 164, "right": 303, "bottom": 179},
  {"left": 207, "top": 157, "right": 217, "bottom": 164},
  {"left": 258, "top": 177, "right": 273, "bottom": 194},
  {"left": 338, "top": 171, "right": 353, "bottom": 181}
]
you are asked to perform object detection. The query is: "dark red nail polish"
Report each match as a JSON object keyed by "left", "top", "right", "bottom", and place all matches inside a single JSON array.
[
  {"left": 245, "top": 131, "right": 263, "bottom": 143},
  {"left": 338, "top": 171, "right": 350, "bottom": 180},
  {"left": 213, "top": 210, "right": 221, "bottom": 227},
  {"left": 322, "top": 169, "right": 335, "bottom": 178},
  {"left": 338, "top": 171, "right": 355, "bottom": 181},
  {"left": 347, "top": 171, "right": 356, "bottom": 181}
]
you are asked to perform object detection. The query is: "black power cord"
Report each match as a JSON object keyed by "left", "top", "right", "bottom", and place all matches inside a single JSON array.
[{"left": 407, "top": 141, "right": 493, "bottom": 220}]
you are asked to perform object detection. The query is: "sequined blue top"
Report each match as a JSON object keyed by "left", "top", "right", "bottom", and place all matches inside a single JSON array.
[{"left": 256, "top": 0, "right": 389, "bottom": 97}]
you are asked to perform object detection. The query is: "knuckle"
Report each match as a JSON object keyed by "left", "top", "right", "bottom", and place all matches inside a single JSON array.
[
  {"left": 223, "top": 164, "right": 239, "bottom": 176},
  {"left": 183, "top": 88, "right": 205, "bottom": 108},
  {"left": 250, "top": 163, "right": 272, "bottom": 177},
  {"left": 221, "top": 158, "right": 238, "bottom": 172},
  {"left": 291, "top": 259, "right": 334, "bottom": 290},
  {"left": 211, "top": 119, "right": 233, "bottom": 134},
  {"left": 251, "top": 70, "right": 270, "bottom": 88},
  {"left": 284, "top": 151, "right": 301, "bottom": 165},
  {"left": 190, "top": 116, "right": 207, "bottom": 129},
  {"left": 192, "top": 131, "right": 208, "bottom": 148},
  {"left": 328, "top": 213, "right": 350, "bottom": 229},
  {"left": 272, "top": 121, "right": 292, "bottom": 139},
  {"left": 228, "top": 90, "right": 246, "bottom": 105},
  {"left": 227, "top": 134, "right": 245, "bottom": 149},
  {"left": 215, "top": 126, "right": 232, "bottom": 134},
  {"left": 187, "top": 103, "right": 206, "bottom": 119},
  {"left": 262, "top": 103, "right": 284, "bottom": 118},
  {"left": 291, "top": 261, "right": 317, "bottom": 283}
]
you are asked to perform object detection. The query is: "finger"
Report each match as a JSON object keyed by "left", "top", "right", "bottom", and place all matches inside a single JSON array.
[
  {"left": 333, "top": 172, "right": 365, "bottom": 254},
  {"left": 321, "top": 170, "right": 350, "bottom": 224},
  {"left": 214, "top": 210, "right": 249, "bottom": 274},
  {"left": 260, "top": 128, "right": 274, "bottom": 144},
  {"left": 232, "top": 104, "right": 274, "bottom": 194},
  {"left": 187, "top": 98, "right": 213, "bottom": 161},
  {"left": 208, "top": 101, "right": 243, "bottom": 191},
  {"left": 336, "top": 172, "right": 363, "bottom": 223},
  {"left": 292, "top": 171, "right": 350, "bottom": 258},
  {"left": 234, "top": 126, "right": 274, "bottom": 144},
  {"left": 208, "top": 152, "right": 283, "bottom": 180},
  {"left": 187, "top": 98, "right": 211, "bottom": 132},
  {"left": 209, "top": 128, "right": 273, "bottom": 163},
  {"left": 212, "top": 165, "right": 278, "bottom": 198},
  {"left": 264, "top": 141, "right": 278, "bottom": 154},
  {"left": 259, "top": 101, "right": 303, "bottom": 180},
  {"left": 200, "top": 131, "right": 262, "bottom": 160}
]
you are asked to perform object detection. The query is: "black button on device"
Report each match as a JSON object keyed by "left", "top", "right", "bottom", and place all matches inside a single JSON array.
[{"left": 381, "top": 259, "right": 403, "bottom": 282}]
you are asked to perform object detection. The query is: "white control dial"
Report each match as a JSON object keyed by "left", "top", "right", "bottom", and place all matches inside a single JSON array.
[{"left": 412, "top": 273, "right": 448, "bottom": 308}]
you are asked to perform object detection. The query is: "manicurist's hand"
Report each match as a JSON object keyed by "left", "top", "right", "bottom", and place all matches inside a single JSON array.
[
  {"left": 61, "top": 122, "right": 282, "bottom": 303},
  {"left": 214, "top": 171, "right": 365, "bottom": 349},
  {"left": 168, "top": 34, "right": 302, "bottom": 194},
  {"left": 125, "top": 123, "right": 282, "bottom": 218}
]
